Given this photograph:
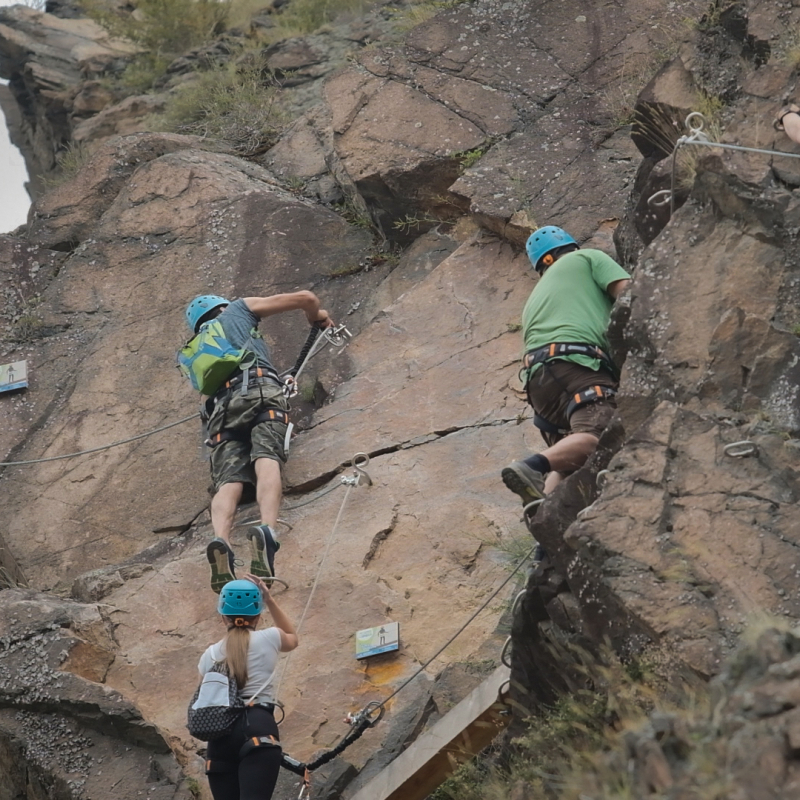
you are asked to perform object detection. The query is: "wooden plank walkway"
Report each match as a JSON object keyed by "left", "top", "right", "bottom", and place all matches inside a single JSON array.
[{"left": 350, "top": 665, "right": 512, "bottom": 800}]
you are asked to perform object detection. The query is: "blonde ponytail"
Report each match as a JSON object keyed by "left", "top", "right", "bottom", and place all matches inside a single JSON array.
[{"left": 223, "top": 615, "right": 257, "bottom": 687}]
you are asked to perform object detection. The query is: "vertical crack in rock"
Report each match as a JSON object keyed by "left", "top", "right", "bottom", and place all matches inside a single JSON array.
[{"left": 362, "top": 507, "right": 399, "bottom": 568}]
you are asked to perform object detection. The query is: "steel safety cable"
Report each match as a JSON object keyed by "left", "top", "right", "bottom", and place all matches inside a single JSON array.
[
  {"left": 374, "top": 541, "right": 537, "bottom": 712},
  {"left": 648, "top": 111, "right": 800, "bottom": 216},
  {"left": 0, "top": 414, "right": 200, "bottom": 467}
]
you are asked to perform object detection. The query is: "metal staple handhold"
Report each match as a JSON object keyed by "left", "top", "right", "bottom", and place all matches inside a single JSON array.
[
  {"left": 724, "top": 440, "right": 758, "bottom": 458},
  {"left": 500, "top": 635, "right": 512, "bottom": 668},
  {"left": 648, "top": 189, "right": 672, "bottom": 207},
  {"left": 522, "top": 498, "right": 545, "bottom": 522},
  {"left": 597, "top": 469, "right": 610, "bottom": 487},
  {"left": 511, "top": 589, "right": 526, "bottom": 617}
]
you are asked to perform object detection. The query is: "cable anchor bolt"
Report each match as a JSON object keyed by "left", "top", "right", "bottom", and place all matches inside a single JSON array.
[
  {"left": 684, "top": 111, "right": 710, "bottom": 143},
  {"left": 324, "top": 323, "right": 352, "bottom": 349},
  {"left": 340, "top": 452, "right": 372, "bottom": 487}
]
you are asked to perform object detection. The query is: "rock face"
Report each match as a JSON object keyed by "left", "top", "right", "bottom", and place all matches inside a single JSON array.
[
  {"left": 0, "top": 588, "right": 191, "bottom": 800},
  {"left": 0, "top": 5, "right": 135, "bottom": 196},
  {"left": 573, "top": 626, "right": 800, "bottom": 799},
  {"left": 1, "top": 0, "right": 800, "bottom": 797}
]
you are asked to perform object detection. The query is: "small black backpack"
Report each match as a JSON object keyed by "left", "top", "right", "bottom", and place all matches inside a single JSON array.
[{"left": 187, "top": 662, "right": 245, "bottom": 741}]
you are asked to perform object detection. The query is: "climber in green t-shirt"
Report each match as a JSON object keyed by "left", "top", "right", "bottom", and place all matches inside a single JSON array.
[{"left": 502, "top": 226, "right": 630, "bottom": 529}]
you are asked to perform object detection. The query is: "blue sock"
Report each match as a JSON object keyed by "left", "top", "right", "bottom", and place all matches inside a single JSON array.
[{"left": 523, "top": 454, "right": 551, "bottom": 474}]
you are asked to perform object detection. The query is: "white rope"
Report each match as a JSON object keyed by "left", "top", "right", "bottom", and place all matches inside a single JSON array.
[
  {"left": 273, "top": 465, "right": 364, "bottom": 698},
  {"left": 0, "top": 414, "right": 199, "bottom": 467}
]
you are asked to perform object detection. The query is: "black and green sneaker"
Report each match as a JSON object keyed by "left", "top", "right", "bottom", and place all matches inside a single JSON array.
[
  {"left": 206, "top": 538, "right": 236, "bottom": 594},
  {"left": 247, "top": 524, "right": 280, "bottom": 580},
  {"left": 501, "top": 460, "right": 546, "bottom": 506}
]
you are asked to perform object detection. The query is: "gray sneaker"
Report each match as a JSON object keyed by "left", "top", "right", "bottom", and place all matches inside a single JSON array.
[
  {"left": 501, "top": 461, "right": 546, "bottom": 505},
  {"left": 247, "top": 524, "right": 280, "bottom": 580}
]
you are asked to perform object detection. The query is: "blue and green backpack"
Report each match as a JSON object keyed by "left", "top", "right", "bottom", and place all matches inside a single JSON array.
[{"left": 177, "top": 320, "right": 254, "bottom": 395}]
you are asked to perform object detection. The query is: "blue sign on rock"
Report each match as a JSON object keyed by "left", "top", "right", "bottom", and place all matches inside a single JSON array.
[
  {"left": 355, "top": 622, "right": 400, "bottom": 659},
  {"left": 0, "top": 361, "right": 28, "bottom": 394}
]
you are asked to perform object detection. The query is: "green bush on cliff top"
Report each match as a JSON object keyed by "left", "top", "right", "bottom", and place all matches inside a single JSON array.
[
  {"left": 80, "top": 0, "right": 235, "bottom": 90},
  {"left": 81, "top": 0, "right": 376, "bottom": 91},
  {"left": 154, "top": 56, "right": 284, "bottom": 156}
]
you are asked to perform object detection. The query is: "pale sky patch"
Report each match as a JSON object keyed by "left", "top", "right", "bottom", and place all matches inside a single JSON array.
[{"left": 0, "top": 0, "right": 36, "bottom": 233}]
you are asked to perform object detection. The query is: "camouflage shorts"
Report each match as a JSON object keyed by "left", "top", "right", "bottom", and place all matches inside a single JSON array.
[{"left": 207, "top": 380, "right": 290, "bottom": 491}]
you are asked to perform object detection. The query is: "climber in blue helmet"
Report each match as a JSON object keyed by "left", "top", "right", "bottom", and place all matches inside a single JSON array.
[
  {"left": 182, "top": 291, "right": 334, "bottom": 594},
  {"left": 198, "top": 575, "right": 297, "bottom": 800},
  {"left": 502, "top": 226, "right": 631, "bottom": 552}
]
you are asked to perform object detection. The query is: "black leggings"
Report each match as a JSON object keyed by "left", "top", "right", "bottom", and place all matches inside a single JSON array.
[{"left": 206, "top": 707, "right": 281, "bottom": 800}]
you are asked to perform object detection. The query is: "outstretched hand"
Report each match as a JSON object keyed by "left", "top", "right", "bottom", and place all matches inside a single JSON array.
[
  {"left": 242, "top": 572, "right": 271, "bottom": 599},
  {"left": 311, "top": 310, "right": 334, "bottom": 329}
]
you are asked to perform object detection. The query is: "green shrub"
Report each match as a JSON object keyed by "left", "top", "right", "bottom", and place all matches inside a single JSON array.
[
  {"left": 40, "top": 142, "right": 90, "bottom": 189},
  {"left": 264, "top": 0, "right": 373, "bottom": 41},
  {"left": 80, "top": 0, "right": 232, "bottom": 90},
  {"left": 155, "top": 58, "right": 284, "bottom": 156}
]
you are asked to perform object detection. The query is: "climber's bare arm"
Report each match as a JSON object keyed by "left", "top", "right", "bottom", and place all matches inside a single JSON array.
[
  {"left": 244, "top": 291, "right": 333, "bottom": 327},
  {"left": 607, "top": 279, "right": 631, "bottom": 300}
]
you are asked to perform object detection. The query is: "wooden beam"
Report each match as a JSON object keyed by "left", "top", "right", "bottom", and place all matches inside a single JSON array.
[{"left": 350, "top": 666, "right": 511, "bottom": 800}]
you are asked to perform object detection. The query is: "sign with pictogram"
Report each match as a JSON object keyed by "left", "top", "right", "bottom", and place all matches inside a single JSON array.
[
  {"left": 355, "top": 622, "right": 400, "bottom": 659},
  {"left": 0, "top": 360, "right": 28, "bottom": 394}
]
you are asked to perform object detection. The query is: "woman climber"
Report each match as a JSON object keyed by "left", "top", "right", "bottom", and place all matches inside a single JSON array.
[{"left": 199, "top": 574, "right": 298, "bottom": 800}]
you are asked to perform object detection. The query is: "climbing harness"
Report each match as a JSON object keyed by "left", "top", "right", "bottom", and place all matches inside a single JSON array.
[
  {"left": 218, "top": 365, "right": 282, "bottom": 395},
  {"left": 724, "top": 440, "right": 758, "bottom": 458},
  {"left": 532, "top": 413, "right": 570, "bottom": 437},
  {"left": 282, "top": 323, "right": 352, "bottom": 398},
  {"left": 204, "top": 734, "right": 282, "bottom": 777},
  {"left": 524, "top": 342, "right": 618, "bottom": 379},
  {"left": 565, "top": 385, "right": 617, "bottom": 418},
  {"left": 648, "top": 112, "right": 800, "bottom": 216},
  {"left": 521, "top": 344, "right": 620, "bottom": 438},
  {"left": 205, "top": 408, "right": 290, "bottom": 448}
]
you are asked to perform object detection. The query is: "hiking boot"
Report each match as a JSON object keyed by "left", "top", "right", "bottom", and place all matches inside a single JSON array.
[
  {"left": 501, "top": 461, "right": 546, "bottom": 506},
  {"left": 247, "top": 524, "right": 280, "bottom": 580},
  {"left": 207, "top": 538, "right": 236, "bottom": 594}
]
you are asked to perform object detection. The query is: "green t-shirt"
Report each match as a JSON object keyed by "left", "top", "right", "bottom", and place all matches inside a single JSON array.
[{"left": 521, "top": 248, "right": 630, "bottom": 374}]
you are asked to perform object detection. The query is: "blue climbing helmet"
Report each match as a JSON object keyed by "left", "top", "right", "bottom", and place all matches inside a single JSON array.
[
  {"left": 186, "top": 295, "right": 230, "bottom": 333},
  {"left": 218, "top": 579, "right": 264, "bottom": 616},
  {"left": 525, "top": 226, "right": 578, "bottom": 274}
]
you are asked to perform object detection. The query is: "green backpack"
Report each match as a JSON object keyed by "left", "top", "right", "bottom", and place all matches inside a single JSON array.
[{"left": 177, "top": 320, "right": 255, "bottom": 395}]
